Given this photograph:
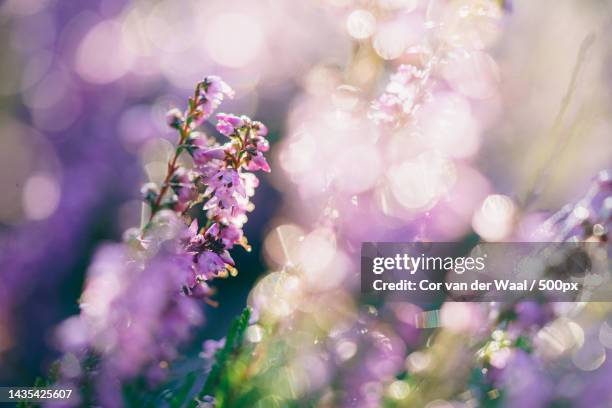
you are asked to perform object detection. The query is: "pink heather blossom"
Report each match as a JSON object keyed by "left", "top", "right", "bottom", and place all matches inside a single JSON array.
[
  {"left": 192, "top": 146, "right": 227, "bottom": 165},
  {"left": 241, "top": 172, "right": 260, "bottom": 195},
  {"left": 369, "top": 64, "right": 423, "bottom": 125},
  {"left": 56, "top": 241, "right": 204, "bottom": 404},
  {"left": 207, "top": 168, "right": 244, "bottom": 194},
  {"left": 195, "top": 250, "right": 231, "bottom": 280},
  {"left": 165, "top": 107, "right": 184, "bottom": 129},
  {"left": 216, "top": 113, "right": 245, "bottom": 136},
  {"left": 54, "top": 76, "right": 269, "bottom": 405},
  {"left": 253, "top": 135, "right": 270, "bottom": 152},
  {"left": 203, "top": 192, "right": 240, "bottom": 213},
  {"left": 175, "top": 92, "right": 270, "bottom": 279},
  {"left": 219, "top": 224, "right": 243, "bottom": 248},
  {"left": 246, "top": 151, "right": 271, "bottom": 172},
  {"left": 170, "top": 168, "right": 197, "bottom": 212},
  {"left": 196, "top": 76, "right": 235, "bottom": 122},
  {"left": 181, "top": 220, "right": 238, "bottom": 281},
  {"left": 253, "top": 120, "right": 268, "bottom": 137},
  {"left": 203, "top": 75, "right": 235, "bottom": 99}
]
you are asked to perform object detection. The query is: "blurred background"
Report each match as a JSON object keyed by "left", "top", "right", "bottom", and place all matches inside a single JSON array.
[{"left": 0, "top": 0, "right": 611, "bottom": 398}]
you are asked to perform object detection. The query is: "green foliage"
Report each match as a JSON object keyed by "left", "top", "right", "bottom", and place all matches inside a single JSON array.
[
  {"left": 514, "top": 336, "right": 533, "bottom": 353},
  {"left": 193, "top": 307, "right": 252, "bottom": 407}
]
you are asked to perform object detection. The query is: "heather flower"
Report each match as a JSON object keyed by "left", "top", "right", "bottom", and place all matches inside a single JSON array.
[
  {"left": 169, "top": 168, "right": 197, "bottom": 212},
  {"left": 498, "top": 350, "right": 553, "bottom": 407},
  {"left": 196, "top": 76, "right": 235, "bottom": 122},
  {"left": 201, "top": 338, "right": 225, "bottom": 360},
  {"left": 145, "top": 76, "right": 269, "bottom": 288},
  {"left": 55, "top": 241, "right": 204, "bottom": 402},
  {"left": 213, "top": 113, "right": 271, "bottom": 172},
  {"left": 253, "top": 120, "right": 268, "bottom": 138},
  {"left": 192, "top": 146, "right": 227, "bottom": 165},
  {"left": 181, "top": 220, "right": 236, "bottom": 280},
  {"left": 216, "top": 113, "right": 244, "bottom": 136},
  {"left": 203, "top": 76, "right": 234, "bottom": 99},
  {"left": 245, "top": 151, "right": 271, "bottom": 172},
  {"left": 241, "top": 172, "right": 260, "bottom": 196},
  {"left": 186, "top": 280, "right": 214, "bottom": 298},
  {"left": 251, "top": 121, "right": 271, "bottom": 151},
  {"left": 539, "top": 170, "right": 611, "bottom": 242},
  {"left": 369, "top": 64, "right": 424, "bottom": 125},
  {"left": 140, "top": 182, "right": 160, "bottom": 207},
  {"left": 207, "top": 168, "right": 243, "bottom": 194},
  {"left": 166, "top": 107, "right": 184, "bottom": 129},
  {"left": 195, "top": 250, "right": 232, "bottom": 280},
  {"left": 54, "top": 76, "right": 269, "bottom": 406},
  {"left": 219, "top": 223, "right": 243, "bottom": 248}
]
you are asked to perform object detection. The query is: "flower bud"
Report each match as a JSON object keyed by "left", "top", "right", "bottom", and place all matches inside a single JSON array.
[
  {"left": 122, "top": 227, "right": 141, "bottom": 243},
  {"left": 166, "top": 108, "right": 184, "bottom": 129},
  {"left": 192, "top": 146, "right": 226, "bottom": 165},
  {"left": 252, "top": 121, "right": 268, "bottom": 136},
  {"left": 141, "top": 182, "right": 160, "bottom": 206},
  {"left": 189, "top": 282, "right": 214, "bottom": 298},
  {"left": 216, "top": 113, "right": 244, "bottom": 136}
]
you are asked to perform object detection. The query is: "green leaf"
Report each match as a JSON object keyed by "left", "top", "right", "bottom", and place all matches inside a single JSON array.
[{"left": 514, "top": 336, "right": 533, "bottom": 353}]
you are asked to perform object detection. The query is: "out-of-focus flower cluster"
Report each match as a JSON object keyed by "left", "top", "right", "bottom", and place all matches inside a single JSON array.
[
  {"left": 465, "top": 173, "right": 611, "bottom": 408},
  {"left": 0, "top": 0, "right": 344, "bottom": 378},
  {"left": 539, "top": 170, "right": 611, "bottom": 245},
  {"left": 53, "top": 76, "right": 269, "bottom": 406},
  {"left": 243, "top": 1, "right": 510, "bottom": 405},
  {"left": 279, "top": 0, "right": 504, "bottom": 243},
  {"left": 258, "top": 3, "right": 508, "bottom": 400},
  {"left": 55, "top": 236, "right": 202, "bottom": 406},
  {"left": 1, "top": 0, "right": 610, "bottom": 407},
  {"left": 231, "top": 1, "right": 612, "bottom": 407},
  {"left": 237, "top": 173, "right": 610, "bottom": 408}
]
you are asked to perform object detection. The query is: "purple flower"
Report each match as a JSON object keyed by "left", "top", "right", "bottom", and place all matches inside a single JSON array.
[
  {"left": 208, "top": 168, "right": 243, "bottom": 193},
  {"left": 166, "top": 107, "right": 184, "bottom": 129},
  {"left": 216, "top": 113, "right": 244, "bottom": 136},
  {"left": 52, "top": 77, "right": 269, "bottom": 405},
  {"left": 253, "top": 135, "right": 270, "bottom": 152},
  {"left": 241, "top": 172, "right": 260, "bottom": 195},
  {"left": 203, "top": 76, "right": 234, "bottom": 99},
  {"left": 246, "top": 151, "right": 271, "bottom": 172},
  {"left": 196, "top": 76, "right": 235, "bottom": 122},
  {"left": 369, "top": 64, "right": 423, "bottom": 125},
  {"left": 203, "top": 192, "right": 239, "bottom": 213},
  {"left": 195, "top": 250, "right": 230, "bottom": 279},
  {"left": 540, "top": 170, "right": 611, "bottom": 242},
  {"left": 220, "top": 224, "right": 243, "bottom": 248},
  {"left": 192, "top": 146, "right": 226, "bottom": 165},
  {"left": 170, "top": 168, "right": 197, "bottom": 211},
  {"left": 55, "top": 243, "right": 204, "bottom": 405},
  {"left": 187, "top": 281, "right": 214, "bottom": 298},
  {"left": 253, "top": 120, "right": 268, "bottom": 137},
  {"left": 498, "top": 350, "right": 552, "bottom": 408},
  {"left": 201, "top": 338, "right": 226, "bottom": 360}
]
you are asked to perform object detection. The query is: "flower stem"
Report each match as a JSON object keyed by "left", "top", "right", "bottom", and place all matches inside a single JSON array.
[{"left": 148, "top": 85, "right": 202, "bottom": 223}]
